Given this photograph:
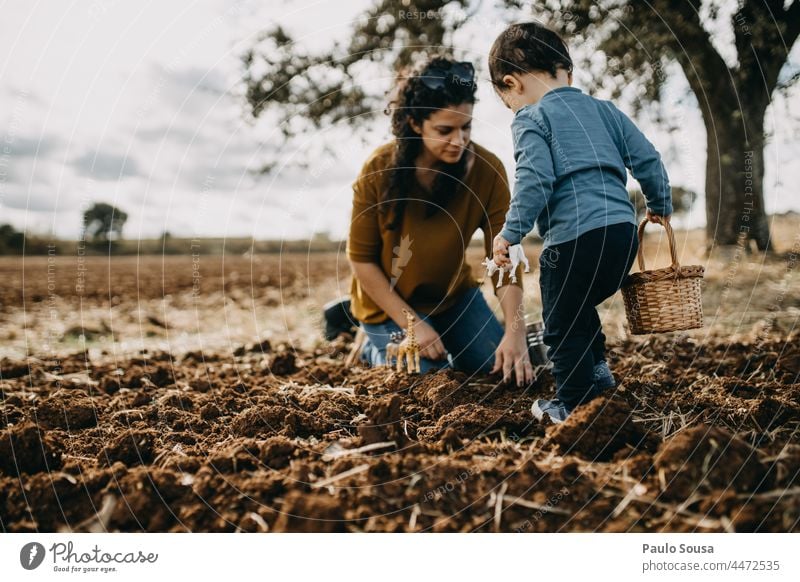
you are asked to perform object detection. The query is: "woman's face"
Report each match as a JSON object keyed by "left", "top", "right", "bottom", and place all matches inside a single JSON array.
[{"left": 411, "top": 103, "right": 473, "bottom": 164}]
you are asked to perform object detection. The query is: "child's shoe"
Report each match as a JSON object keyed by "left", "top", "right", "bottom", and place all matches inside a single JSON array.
[
  {"left": 591, "top": 360, "right": 616, "bottom": 398},
  {"left": 531, "top": 398, "right": 572, "bottom": 424}
]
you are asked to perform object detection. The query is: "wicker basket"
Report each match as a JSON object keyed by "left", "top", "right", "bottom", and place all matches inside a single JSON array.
[{"left": 621, "top": 218, "right": 705, "bottom": 334}]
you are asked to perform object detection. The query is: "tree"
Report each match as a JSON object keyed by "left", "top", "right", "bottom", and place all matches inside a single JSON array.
[
  {"left": 82, "top": 202, "right": 128, "bottom": 243},
  {"left": 240, "top": 1, "right": 473, "bottom": 171},
  {"left": 240, "top": 0, "right": 798, "bottom": 250},
  {"left": 0, "top": 224, "right": 25, "bottom": 254},
  {"left": 523, "top": 0, "right": 799, "bottom": 252}
]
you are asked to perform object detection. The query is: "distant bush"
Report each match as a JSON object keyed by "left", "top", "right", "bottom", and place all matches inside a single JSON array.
[
  {"left": 629, "top": 186, "right": 697, "bottom": 218},
  {"left": 0, "top": 224, "right": 25, "bottom": 254}
]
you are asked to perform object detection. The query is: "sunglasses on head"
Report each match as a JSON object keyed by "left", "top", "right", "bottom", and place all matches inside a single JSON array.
[{"left": 419, "top": 61, "right": 475, "bottom": 91}]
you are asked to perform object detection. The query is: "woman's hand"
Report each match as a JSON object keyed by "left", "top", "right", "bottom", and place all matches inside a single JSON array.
[
  {"left": 491, "top": 329, "right": 534, "bottom": 387},
  {"left": 412, "top": 319, "right": 448, "bottom": 361}
]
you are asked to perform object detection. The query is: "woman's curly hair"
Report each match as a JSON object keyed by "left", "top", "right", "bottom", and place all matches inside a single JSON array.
[{"left": 382, "top": 57, "right": 478, "bottom": 231}]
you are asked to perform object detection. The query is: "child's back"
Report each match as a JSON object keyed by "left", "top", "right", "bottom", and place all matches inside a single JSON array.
[{"left": 503, "top": 86, "right": 672, "bottom": 247}]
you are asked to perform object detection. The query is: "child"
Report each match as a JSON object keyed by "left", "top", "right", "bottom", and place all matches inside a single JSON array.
[{"left": 488, "top": 22, "right": 673, "bottom": 423}]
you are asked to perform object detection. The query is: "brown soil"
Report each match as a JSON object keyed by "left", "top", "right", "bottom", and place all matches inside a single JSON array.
[
  {"left": 654, "top": 425, "right": 767, "bottom": 500},
  {"left": 1, "top": 242, "right": 799, "bottom": 533},
  {"left": 546, "top": 396, "right": 645, "bottom": 461},
  {"left": 1, "top": 329, "right": 798, "bottom": 533}
]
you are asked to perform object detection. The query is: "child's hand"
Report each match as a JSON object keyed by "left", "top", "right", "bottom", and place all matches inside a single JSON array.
[
  {"left": 492, "top": 234, "right": 511, "bottom": 267},
  {"left": 646, "top": 209, "right": 671, "bottom": 225}
]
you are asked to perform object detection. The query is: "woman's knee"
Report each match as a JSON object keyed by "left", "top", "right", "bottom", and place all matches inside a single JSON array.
[
  {"left": 358, "top": 336, "right": 384, "bottom": 366},
  {"left": 447, "top": 324, "right": 502, "bottom": 375},
  {"left": 434, "top": 288, "right": 503, "bottom": 375},
  {"left": 358, "top": 322, "right": 398, "bottom": 366}
]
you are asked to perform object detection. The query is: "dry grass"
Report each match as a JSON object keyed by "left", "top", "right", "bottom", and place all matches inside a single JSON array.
[{"left": 0, "top": 215, "right": 797, "bottom": 361}]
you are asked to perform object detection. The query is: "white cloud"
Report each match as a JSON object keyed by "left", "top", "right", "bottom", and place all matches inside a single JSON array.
[
  {"left": 0, "top": 0, "right": 797, "bottom": 242},
  {"left": 72, "top": 150, "right": 141, "bottom": 180}
]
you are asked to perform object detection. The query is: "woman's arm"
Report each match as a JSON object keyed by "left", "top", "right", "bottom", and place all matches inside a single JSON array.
[
  {"left": 348, "top": 260, "right": 413, "bottom": 329},
  {"left": 346, "top": 160, "right": 447, "bottom": 360},
  {"left": 483, "top": 159, "right": 534, "bottom": 386},
  {"left": 491, "top": 283, "right": 534, "bottom": 386}
]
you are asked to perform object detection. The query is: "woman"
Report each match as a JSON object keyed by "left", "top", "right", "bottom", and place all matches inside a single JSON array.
[{"left": 346, "top": 57, "right": 533, "bottom": 386}]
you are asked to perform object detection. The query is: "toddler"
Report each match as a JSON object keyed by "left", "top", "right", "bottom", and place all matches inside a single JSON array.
[{"left": 488, "top": 22, "right": 673, "bottom": 423}]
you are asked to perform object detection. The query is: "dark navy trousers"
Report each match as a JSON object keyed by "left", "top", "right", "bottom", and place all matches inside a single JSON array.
[{"left": 538, "top": 221, "right": 638, "bottom": 408}]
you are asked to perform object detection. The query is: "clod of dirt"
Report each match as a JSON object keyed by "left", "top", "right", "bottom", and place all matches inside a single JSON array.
[
  {"left": 101, "top": 377, "right": 122, "bottom": 395},
  {"left": 654, "top": 425, "right": 766, "bottom": 500},
  {"left": 156, "top": 391, "right": 194, "bottom": 410},
  {"left": 776, "top": 348, "right": 800, "bottom": 377},
  {"left": 358, "top": 394, "right": 405, "bottom": 445},
  {"left": 35, "top": 392, "right": 99, "bottom": 430},
  {"left": 260, "top": 436, "right": 295, "bottom": 469},
  {"left": 439, "top": 427, "right": 462, "bottom": 450},
  {"left": 0, "top": 358, "right": 30, "bottom": 379},
  {"left": 416, "top": 403, "right": 529, "bottom": 442},
  {"left": 272, "top": 491, "right": 345, "bottom": 532},
  {"left": 97, "top": 429, "right": 158, "bottom": 467},
  {"left": 234, "top": 339, "right": 273, "bottom": 357},
  {"left": 150, "top": 364, "right": 177, "bottom": 387},
  {"left": 546, "top": 396, "right": 644, "bottom": 461},
  {"left": 300, "top": 362, "right": 347, "bottom": 386},
  {"left": 231, "top": 405, "right": 289, "bottom": 438},
  {"left": 199, "top": 402, "right": 222, "bottom": 421},
  {"left": 104, "top": 467, "right": 189, "bottom": 531},
  {"left": 617, "top": 453, "right": 654, "bottom": 481},
  {"left": 188, "top": 378, "right": 213, "bottom": 393},
  {"left": 254, "top": 339, "right": 273, "bottom": 353},
  {"left": 0, "top": 422, "right": 62, "bottom": 475},
  {"left": 269, "top": 351, "right": 298, "bottom": 376},
  {"left": 208, "top": 441, "right": 261, "bottom": 473},
  {"left": 748, "top": 397, "right": 789, "bottom": 429},
  {"left": 413, "top": 376, "right": 461, "bottom": 416}
]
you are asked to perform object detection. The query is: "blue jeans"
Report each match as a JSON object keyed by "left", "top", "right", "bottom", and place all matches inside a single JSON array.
[
  {"left": 358, "top": 286, "right": 505, "bottom": 375},
  {"left": 539, "top": 222, "right": 638, "bottom": 408}
]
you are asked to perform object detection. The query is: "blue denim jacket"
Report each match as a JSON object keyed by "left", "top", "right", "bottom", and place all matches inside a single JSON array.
[{"left": 499, "top": 86, "right": 673, "bottom": 247}]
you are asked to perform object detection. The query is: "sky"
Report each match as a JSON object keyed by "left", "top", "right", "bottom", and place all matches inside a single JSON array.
[{"left": 0, "top": 0, "right": 798, "bottom": 242}]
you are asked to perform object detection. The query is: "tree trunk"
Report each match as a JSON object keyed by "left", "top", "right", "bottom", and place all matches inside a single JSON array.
[{"left": 703, "top": 108, "right": 772, "bottom": 252}]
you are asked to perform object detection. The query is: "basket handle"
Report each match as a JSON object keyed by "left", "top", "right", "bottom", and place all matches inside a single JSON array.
[{"left": 636, "top": 217, "right": 680, "bottom": 272}]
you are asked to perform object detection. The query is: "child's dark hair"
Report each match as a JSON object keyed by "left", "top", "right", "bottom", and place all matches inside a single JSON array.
[
  {"left": 488, "top": 22, "right": 572, "bottom": 89},
  {"left": 383, "top": 56, "right": 477, "bottom": 231}
]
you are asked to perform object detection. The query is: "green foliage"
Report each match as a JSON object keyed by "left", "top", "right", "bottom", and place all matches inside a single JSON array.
[
  {"left": 82, "top": 202, "right": 128, "bottom": 243},
  {"left": 240, "top": 0, "right": 798, "bottom": 247},
  {"left": 519, "top": 0, "right": 800, "bottom": 121},
  {"left": 239, "top": 0, "right": 473, "bottom": 170},
  {"left": 241, "top": 0, "right": 797, "bottom": 144},
  {"left": 0, "top": 224, "right": 25, "bottom": 254}
]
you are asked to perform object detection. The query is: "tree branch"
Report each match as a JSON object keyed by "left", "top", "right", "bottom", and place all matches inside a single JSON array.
[
  {"left": 650, "top": 0, "right": 734, "bottom": 117},
  {"left": 737, "top": 0, "right": 800, "bottom": 99}
]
